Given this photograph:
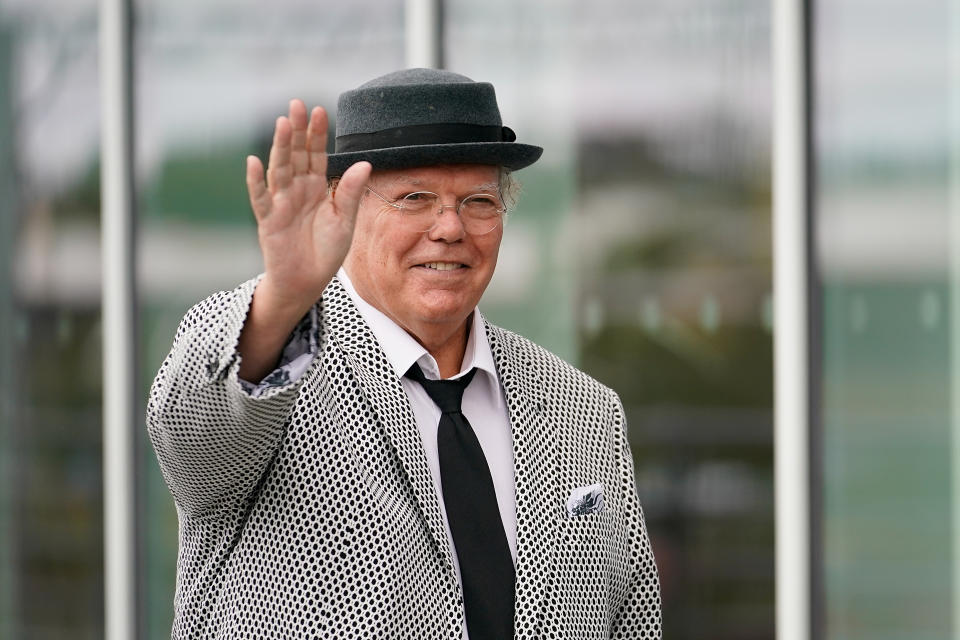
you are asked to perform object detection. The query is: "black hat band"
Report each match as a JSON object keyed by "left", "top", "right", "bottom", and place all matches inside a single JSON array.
[{"left": 336, "top": 123, "right": 517, "bottom": 153}]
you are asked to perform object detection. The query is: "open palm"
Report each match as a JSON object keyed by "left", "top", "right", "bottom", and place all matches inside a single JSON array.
[{"left": 245, "top": 99, "right": 370, "bottom": 308}]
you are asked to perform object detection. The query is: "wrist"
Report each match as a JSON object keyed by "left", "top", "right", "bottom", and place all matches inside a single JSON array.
[
  {"left": 255, "top": 274, "right": 322, "bottom": 322},
  {"left": 238, "top": 276, "right": 318, "bottom": 384}
]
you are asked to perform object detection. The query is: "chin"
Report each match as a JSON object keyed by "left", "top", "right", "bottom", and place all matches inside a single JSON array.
[
  {"left": 418, "top": 306, "right": 471, "bottom": 326},
  {"left": 413, "top": 298, "right": 474, "bottom": 326}
]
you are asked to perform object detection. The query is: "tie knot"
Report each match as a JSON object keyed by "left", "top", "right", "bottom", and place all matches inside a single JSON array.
[{"left": 405, "top": 363, "right": 477, "bottom": 414}]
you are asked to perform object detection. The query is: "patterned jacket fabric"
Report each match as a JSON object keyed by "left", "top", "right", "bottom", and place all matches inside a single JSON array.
[{"left": 148, "top": 276, "right": 662, "bottom": 639}]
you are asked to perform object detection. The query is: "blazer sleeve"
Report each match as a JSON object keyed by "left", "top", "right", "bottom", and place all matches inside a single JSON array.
[
  {"left": 146, "top": 276, "right": 322, "bottom": 519},
  {"left": 610, "top": 395, "right": 663, "bottom": 639}
]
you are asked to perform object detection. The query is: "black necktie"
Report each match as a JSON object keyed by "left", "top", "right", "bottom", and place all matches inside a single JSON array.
[{"left": 406, "top": 363, "right": 516, "bottom": 640}]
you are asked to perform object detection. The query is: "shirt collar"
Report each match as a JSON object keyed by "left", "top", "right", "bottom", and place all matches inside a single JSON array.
[{"left": 337, "top": 268, "right": 499, "bottom": 387}]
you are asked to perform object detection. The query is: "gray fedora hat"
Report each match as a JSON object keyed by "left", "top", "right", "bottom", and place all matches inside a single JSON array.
[{"left": 326, "top": 68, "right": 543, "bottom": 176}]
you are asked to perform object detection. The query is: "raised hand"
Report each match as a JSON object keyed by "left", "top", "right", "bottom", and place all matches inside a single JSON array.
[
  {"left": 246, "top": 99, "right": 370, "bottom": 309},
  {"left": 239, "top": 100, "right": 371, "bottom": 382}
]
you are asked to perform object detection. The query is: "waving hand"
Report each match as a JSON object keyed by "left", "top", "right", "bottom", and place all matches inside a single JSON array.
[{"left": 239, "top": 99, "right": 371, "bottom": 382}]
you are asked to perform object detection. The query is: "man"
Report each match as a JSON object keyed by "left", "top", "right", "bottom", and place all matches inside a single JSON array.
[{"left": 148, "top": 68, "right": 661, "bottom": 639}]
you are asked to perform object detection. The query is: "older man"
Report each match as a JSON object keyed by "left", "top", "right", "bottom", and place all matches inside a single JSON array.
[{"left": 149, "top": 69, "right": 661, "bottom": 640}]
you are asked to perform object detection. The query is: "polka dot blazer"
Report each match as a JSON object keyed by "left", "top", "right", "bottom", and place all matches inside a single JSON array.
[{"left": 148, "top": 276, "right": 662, "bottom": 639}]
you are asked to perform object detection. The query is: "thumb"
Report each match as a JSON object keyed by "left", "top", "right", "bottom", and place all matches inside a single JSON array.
[{"left": 333, "top": 161, "right": 372, "bottom": 219}]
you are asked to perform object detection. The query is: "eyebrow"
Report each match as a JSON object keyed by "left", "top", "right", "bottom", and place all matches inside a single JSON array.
[
  {"left": 385, "top": 176, "right": 499, "bottom": 193},
  {"left": 390, "top": 175, "right": 424, "bottom": 186}
]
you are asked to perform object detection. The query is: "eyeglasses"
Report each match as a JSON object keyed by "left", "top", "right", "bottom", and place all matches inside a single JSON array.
[{"left": 365, "top": 185, "right": 506, "bottom": 235}]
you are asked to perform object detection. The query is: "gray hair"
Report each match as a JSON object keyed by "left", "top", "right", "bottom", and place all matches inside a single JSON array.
[{"left": 498, "top": 168, "right": 521, "bottom": 213}]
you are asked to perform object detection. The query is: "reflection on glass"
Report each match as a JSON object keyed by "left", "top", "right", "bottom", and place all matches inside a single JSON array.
[
  {"left": 815, "top": 0, "right": 954, "bottom": 637},
  {"left": 0, "top": 1, "right": 103, "bottom": 637},
  {"left": 447, "top": 1, "right": 773, "bottom": 638}
]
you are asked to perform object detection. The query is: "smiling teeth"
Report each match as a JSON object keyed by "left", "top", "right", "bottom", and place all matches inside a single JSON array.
[{"left": 423, "top": 262, "right": 463, "bottom": 271}]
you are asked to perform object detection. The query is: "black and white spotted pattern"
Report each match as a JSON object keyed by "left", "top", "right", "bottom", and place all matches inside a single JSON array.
[{"left": 147, "top": 276, "right": 662, "bottom": 639}]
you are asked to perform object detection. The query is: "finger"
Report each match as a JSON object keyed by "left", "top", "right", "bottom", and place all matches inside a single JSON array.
[
  {"left": 289, "top": 99, "right": 309, "bottom": 176},
  {"left": 332, "top": 161, "right": 372, "bottom": 220},
  {"left": 246, "top": 155, "right": 272, "bottom": 220},
  {"left": 305, "top": 106, "right": 329, "bottom": 178},
  {"left": 267, "top": 116, "right": 293, "bottom": 192}
]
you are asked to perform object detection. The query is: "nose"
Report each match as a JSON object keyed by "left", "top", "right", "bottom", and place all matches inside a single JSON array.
[{"left": 426, "top": 203, "right": 466, "bottom": 242}]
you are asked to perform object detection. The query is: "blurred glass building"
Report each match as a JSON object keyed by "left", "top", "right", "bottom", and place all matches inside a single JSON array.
[
  {"left": 815, "top": 1, "right": 958, "bottom": 637},
  {"left": 0, "top": 0, "right": 956, "bottom": 638}
]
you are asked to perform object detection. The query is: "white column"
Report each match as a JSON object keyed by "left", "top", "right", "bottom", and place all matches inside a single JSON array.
[
  {"left": 405, "top": 0, "right": 443, "bottom": 69},
  {"left": 773, "top": 1, "right": 810, "bottom": 639},
  {"left": 99, "top": 0, "right": 137, "bottom": 637}
]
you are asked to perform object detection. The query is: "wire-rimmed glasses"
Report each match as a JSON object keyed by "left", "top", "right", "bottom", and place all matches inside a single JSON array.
[{"left": 365, "top": 185, "right": 506, "bottom": 235}]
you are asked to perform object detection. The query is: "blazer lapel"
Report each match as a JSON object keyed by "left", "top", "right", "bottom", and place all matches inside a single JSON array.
[
  {"left": 323, "top": 278, "right": 455, "bottom": 568},
  {"left": 487, "top": 323, "right": 560, "bottom": 640}
]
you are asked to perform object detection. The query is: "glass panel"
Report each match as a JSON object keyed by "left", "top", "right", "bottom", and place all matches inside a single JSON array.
[
  {"left": 447, "top": 1, "right": 774, "bottom": 638},
  {"left": 0, "top": 1, "right": 103, "bottom": 637},
  {"left": 815, "top": 0, "right": 955, "bottom": 637},
  {"left": 133, "top": 2, "right": 404, "bottom": 637}
]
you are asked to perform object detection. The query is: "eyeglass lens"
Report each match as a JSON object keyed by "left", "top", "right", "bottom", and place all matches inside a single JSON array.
[{"left": 398, "top": 191, "right": 503, "bottom": 234}]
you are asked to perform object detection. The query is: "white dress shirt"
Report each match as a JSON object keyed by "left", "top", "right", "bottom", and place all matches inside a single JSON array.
[{"left": 338, "top": 269, "right": 517, "bottom": 638}]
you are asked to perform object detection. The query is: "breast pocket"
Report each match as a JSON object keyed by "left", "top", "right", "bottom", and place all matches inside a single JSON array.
[
  {"left": 563, "top": 506, "right": 616, "bottom": 545},
  {"left": 556, "top": 505, "right": 632, "bottom": 625}
]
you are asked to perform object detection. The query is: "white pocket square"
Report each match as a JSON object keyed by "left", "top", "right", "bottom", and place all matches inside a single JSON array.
[{"left": 566, "top": 483, "right": 605, "bottom": 517}]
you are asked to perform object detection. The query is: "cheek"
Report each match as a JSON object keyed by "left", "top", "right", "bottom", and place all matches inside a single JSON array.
[
  {"left": 478, "top": 236, "right": 503, "bottom": 274},
  {"left": 352, "top": 213, "right": 397, "bottom": 270},
  {"left": 372, "top": 233, "right": 419, "bottom": 287}
]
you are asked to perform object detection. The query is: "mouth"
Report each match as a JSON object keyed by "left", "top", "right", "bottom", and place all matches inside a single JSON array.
[{"left": 416, "top": 262, "right": 468, "bottom": 271}]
